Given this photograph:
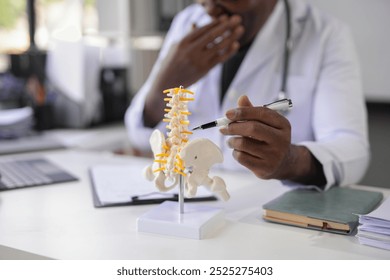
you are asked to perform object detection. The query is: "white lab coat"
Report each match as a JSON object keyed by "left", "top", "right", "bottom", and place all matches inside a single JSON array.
[{"left": 125, "top": 0, "right": 370, "bottom": 189}]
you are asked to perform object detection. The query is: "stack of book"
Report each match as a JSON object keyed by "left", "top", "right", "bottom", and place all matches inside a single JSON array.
[{"left": 357, "top": 196, "right": 390, "bottom": 250}]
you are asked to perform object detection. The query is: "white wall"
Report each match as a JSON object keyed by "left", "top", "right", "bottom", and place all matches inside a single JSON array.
[
  {"left": 308, "top": 0, "right": 390, "bottom": 102},
  {"left": 96, "top": 0, "right": 129, "bottom": 36}
]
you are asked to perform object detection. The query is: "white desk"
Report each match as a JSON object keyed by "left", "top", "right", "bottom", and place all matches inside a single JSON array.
[
  {"left": 0, "top": 149, "right": 389, "bottom": 260},
  {"left": 0, "top": 123, "right": 131, "bottom": 156}
]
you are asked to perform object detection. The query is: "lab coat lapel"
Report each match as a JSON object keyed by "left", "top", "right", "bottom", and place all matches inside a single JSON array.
[
  {"left": 229, "top": 1, "right": 285, "bottom": 92},
  {"left": 225, "top": 0, "right": 308, "bottom": 97},
  {"left": 289, "top": 0, "right": 310, "bottom": 44}
]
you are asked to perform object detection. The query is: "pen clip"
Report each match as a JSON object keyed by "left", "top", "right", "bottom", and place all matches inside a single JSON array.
[{"left": 264, "top": 98, "right": 292, "bottom": 111}]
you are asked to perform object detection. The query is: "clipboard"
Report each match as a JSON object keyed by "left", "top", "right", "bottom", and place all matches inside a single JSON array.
[{"left": 89, "top": 164, "right": 216, "bottom": 208}]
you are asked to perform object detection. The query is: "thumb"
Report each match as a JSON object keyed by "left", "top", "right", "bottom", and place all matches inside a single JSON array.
[{"left": 237, "top": 95, "right": 254, "bottom": 108}]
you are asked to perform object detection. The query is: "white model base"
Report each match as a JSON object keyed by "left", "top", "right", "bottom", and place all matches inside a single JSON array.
[{"left": 137, "top": 201, "right": 225, "bottom": 239}]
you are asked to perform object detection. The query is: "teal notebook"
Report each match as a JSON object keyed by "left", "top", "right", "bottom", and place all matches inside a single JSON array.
[{"left": 262, "top": 187, "right": 383, "bottom": 235}]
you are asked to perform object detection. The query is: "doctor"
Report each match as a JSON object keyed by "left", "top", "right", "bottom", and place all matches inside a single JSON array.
[{"left": 125, "top": 0, "right": 369, "bottom": 190}]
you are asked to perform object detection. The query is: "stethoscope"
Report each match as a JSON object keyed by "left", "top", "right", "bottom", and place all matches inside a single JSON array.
[{"left": 278, "top": 0, "right": 292, "bottom": 101}]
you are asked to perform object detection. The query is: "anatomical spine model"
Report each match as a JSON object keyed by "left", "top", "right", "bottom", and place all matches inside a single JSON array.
[{"left": 143, "top": 87, "right": 230, "bottom": 201}]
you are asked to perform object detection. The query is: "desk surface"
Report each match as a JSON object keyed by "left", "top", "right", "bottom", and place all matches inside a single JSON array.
[{"left": 0, "top": 149, "right": 389, "bottom": 260}]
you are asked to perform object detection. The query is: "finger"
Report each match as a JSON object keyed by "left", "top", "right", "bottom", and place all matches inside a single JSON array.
[
  {"left": 184, "top": 25, "right": 234, "bottom": 63},
  {"left": 209, "top": 24, "right": 244, "bottom": 54},
  {"left": 237, "top": 95, "right": 253, "bottom": 107},
  {"left": 193, "top": 18, "right": 243, "bottom": 65},
  {"left": 212, "top": 21, "right": 244, "bottom": 47},
  {"left": 193, "top": 17, "right": 242, "bottom": 49},
  {"left": 231, "top": 150, "right": 272, "bottom": 179},
  {"left": 225, "top": 106, "right": 288, "bottom": 129},
  {"left": 209, "top": 41, "right": 240, "bottom": 65},
  {"left": 185, "top": 19, "right": 222, "bottom": 42},
  {"left": 185, "top": 20, "right": 224, "bottom": 42},
  {"left": 227, "top": 136, "right": 267, "bottom": 159},
  {"left": 221, "top": 120, "right": 279, "bottom": 142}
]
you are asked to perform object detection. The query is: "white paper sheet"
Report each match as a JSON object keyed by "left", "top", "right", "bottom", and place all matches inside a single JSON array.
[
  {"left": 356, "top": 196, "right": 390, "bottom": 250},
  {"left": 90, "top": 163, "right": 215, "bottom": 205}
]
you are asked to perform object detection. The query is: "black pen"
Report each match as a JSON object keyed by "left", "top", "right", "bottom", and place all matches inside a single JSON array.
[{"left": 192, "top": 98, "right": 293, "bottom": 131}]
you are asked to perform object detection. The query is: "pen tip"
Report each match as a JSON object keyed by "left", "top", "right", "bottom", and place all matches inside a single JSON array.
[{"left": 192, "top": 126, "right": 200, "bottom": 131}]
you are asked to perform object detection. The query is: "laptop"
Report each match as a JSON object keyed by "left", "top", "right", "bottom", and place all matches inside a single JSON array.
[{"left": 0, "top": 158, "right": 78, "bottom": 190}]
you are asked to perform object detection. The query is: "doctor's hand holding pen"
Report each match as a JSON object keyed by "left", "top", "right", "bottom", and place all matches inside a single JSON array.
[
  {"left": 143, "top": 15, "right": 244, "bottom": 128},
  {"left": 218, "top": 96, "right": 327, "bottom": 187}
]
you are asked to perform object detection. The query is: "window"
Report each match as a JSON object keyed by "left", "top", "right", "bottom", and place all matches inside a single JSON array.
[{"left": 0, "top": 0, "right": 98, "bottom": 71}]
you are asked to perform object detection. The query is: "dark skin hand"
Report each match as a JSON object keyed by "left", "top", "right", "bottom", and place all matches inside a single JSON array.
[
  {"left": 144, "top": 15, "right": 244, "bottom": 127},
  {"left": 220, "top": 96, "right": 327, "bottom": 187},
  {"left": 143, "top": 0, "right": 278, "bottom": 128}
]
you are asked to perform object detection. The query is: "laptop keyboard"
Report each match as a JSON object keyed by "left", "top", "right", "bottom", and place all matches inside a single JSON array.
[{"left": 0, "top": 158, "right": 78, "bottom": 190}]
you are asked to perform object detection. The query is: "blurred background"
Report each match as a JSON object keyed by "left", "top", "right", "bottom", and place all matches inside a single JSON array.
[{"left": 0, "top": 0, "right": 389, "bottom": 187}]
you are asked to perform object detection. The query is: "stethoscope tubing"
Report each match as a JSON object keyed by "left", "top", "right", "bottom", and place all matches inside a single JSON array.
[{"left": 279, "top": 0, "right": 291, "bottom": 100}]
